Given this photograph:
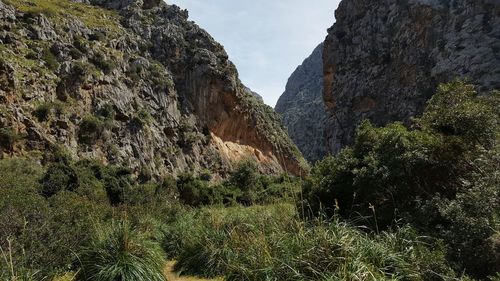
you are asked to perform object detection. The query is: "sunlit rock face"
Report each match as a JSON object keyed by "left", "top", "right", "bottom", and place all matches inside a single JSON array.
[{"left": 0, "top": 0, "right": 308, "bottom": 178}]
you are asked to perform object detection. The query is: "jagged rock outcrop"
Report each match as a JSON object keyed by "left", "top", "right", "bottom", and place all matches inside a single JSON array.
[
  {"left": 0, "top": 0, "right": 307, "bottom": 179},
  {"left": 324, "top": 0, "right": 500, "bottom": 153},
  {"left": 276, "top": 43, "right": 328, "bottom": 163}
]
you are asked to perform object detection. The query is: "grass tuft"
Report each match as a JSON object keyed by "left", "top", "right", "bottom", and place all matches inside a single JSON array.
[
  {"left": 162, "top": 204, "right": 453, "bottom": 281},
  {"left": 76, "top": 220, "right": 166, "bottom": 281}
]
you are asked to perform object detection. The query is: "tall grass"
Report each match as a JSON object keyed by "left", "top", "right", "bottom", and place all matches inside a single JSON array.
[
  {"left": 75, "top": 220, "right": 166, "bottom": 281},
  {"left": 162, "top": 204, "right": 455, "bottom": 281}
]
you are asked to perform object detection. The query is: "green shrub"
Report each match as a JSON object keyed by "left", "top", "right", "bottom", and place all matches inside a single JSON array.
[
  {"left": 420, "top": 144, "right": 500, "bottom": 278},
  {"left": 0, "top": 127, "right": 22, "bottom": 151},
  {"left": 73, "top": 160, "right": 109, "bottom": 203},
  {"left": 418, "top": 81, "right": 499, "bottom": 149},
  {"left": 101, "top": 166, "right": 134, "bottom": 206},
  {"left": 33, "top": 101, "right": 66, "bottom": 121},
  {"left": 40, "top": 162, "right": 79, "bottom": 197},
  {"left": 69, "top": 47, "right": 84, "bottom": 59},
  {"left": 132, "top": 108, "right": 152, "bottom": 128},
  {"left": 33, "top": 102, "right": 51, "bottom": 121},
  {"left": 0, "top": 158, "right": 43, "bottom": 191},
  {"left": 90, "top": 52, "right": 117, "bottom": 75},
  {"left": 72, "top": 61, "right": 93, "bottom": 83},
  {"left": 0, "top": 186, "right": 51, "bottom": 277},
  {"left": 78, "top": 115, "right": 104, "bottom": 144},
  {"left": 149, "top": 62, "right": 173, "bottom": 90},
  {"left": 0, "top": 182, "right": 104, "bottom": 278},
  {"left": 42, "top": 47, "right": 59, "bottom": 72},
  {"left": 226, "top": 160, "right": 298, "bottom": 205},
  {"left": 177, "top": 118, "right": 200, "bottom": 148},
  {"left": 75, "top": 220, "right": 166, "bottom": 281},
  {"left": 97, "top": 103, "right": 115, "bottom": 120},
  {"left": 176, "top": 173, "right": 222, "bottom": 206},
  {"left": 227, "top": 160, "right": 267, "bottom": 205},
  {"left": 88, "top": 31, "right": 106, "bottom": 41}
]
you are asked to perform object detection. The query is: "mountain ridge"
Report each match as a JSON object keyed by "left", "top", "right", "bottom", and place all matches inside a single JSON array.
[{"left": 0, "top": 0, "right": 308, "bottom": 179}]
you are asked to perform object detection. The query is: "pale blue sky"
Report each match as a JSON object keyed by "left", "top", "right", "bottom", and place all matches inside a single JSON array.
[{"left": 168, "top": 0, "right": 341, "bottom": 106}]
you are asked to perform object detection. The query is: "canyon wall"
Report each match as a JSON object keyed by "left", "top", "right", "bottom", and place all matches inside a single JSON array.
[
  {"left": 275, "top": 43, "right": 328, "bottom": 163},
  {"left": 323, "top": 0, "right": 500, "bottom": 152},
  {"left": 0, "top": 0, "right": 308, "bottom": 178}
]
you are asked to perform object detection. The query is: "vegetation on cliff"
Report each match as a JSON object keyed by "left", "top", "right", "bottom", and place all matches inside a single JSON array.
[
  {"left": 0, "top": 0, "right": 306, "bottom": 179},
  {"left": 1, "top": 82, "right": 498, "bottom": 281}
]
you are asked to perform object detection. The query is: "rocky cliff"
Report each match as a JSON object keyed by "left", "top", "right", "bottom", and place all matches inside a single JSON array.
[
  {"left": 275, "top": 43, "right": 328, "bottom": 163},
  {"left": 0, "top": 0, "right": 307, "bottom": 179},
  {"left": 324, "top": 0, "right": 500, "bottom": 153}
]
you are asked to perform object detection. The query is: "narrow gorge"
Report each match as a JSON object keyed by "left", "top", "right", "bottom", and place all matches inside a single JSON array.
[{"left": 279, "top": 0, "right": 500, "bottom": 158}]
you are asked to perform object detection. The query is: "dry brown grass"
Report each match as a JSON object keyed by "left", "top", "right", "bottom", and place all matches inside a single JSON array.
[{"left": 164, "top": 261, "right": 223, "bottom": 281}]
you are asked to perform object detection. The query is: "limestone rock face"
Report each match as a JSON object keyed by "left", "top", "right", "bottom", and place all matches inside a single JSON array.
[
  {"left": 324, "top": 0, "right": 500, "bottom": 153},
  {"left": 0, "top": 0, "right": 307, "bottom": 178},
  {"left": 276, "top": 43, "right": 328, "bottom": 163}
]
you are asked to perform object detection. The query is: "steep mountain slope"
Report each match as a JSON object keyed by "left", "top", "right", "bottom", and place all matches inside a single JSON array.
[
  {"left": 323, "top": 0, "right": 500, "bottom": 152},
  {"left": 275, "top": 43, "right": 328, "bottom": 163},
  {"left": 0, "top": 0, "right": 307, "bottom": 178}
]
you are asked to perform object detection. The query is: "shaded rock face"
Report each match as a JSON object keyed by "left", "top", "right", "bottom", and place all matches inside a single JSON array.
[
  {"left": 324, "top": 0, "right": 500, "bottom": 153},
  {"left": 276, "top": 43, "right": 328, "bottom": 163},
  {"left": 0, "top": 0, "right": 307, "bottom": 178}
]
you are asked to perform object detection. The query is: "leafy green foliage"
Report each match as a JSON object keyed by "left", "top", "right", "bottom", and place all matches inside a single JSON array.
[
  {"left": 132, "top": 108, "right": 153, "bottom": 128},
  {"left": 40, "top": 162, "right": 79, "bottom": 197},
  {"left": 419, "top": 81, "right": 499, "bottom": 148},
  {"left": 0, "top": 159, "right": 109, "bottom": 279},
  {"left": 72, "top": 61, "right": 94, "bottom": 83},
  {"left": 302, "top": 81, "right": 500, "bottom": 278},
  {"left": 76, "top": 220, "right": 166, "bottom": 281},
  {"left": 176, "top": 162, "right": 299, "bottom": 207}
]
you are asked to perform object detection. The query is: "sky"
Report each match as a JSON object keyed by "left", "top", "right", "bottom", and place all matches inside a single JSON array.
[{"left": 168, "top": 0, "right": 341, "bottom": 107}]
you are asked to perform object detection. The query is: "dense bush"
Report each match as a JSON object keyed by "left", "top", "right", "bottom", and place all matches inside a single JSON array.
[
  {"left": 33, "top": 101, "right": 66, "bottom": 122},
  {"left": 0, "top": 159, "right": 109, "bottom": 279},
  {"left": 41, "top": 47, "right": 59, "bottom": 72},
  {"left": 175, "top": 162, "right": 300, "bottom": 207},
  {"left": 78, "top": 115, "right": 105, "bottom": 144},
  {"left": 40, "top": 162, "right": 79, "bottom": 197},
  {"left": 0, "top": 127, "right": 22, "bottom": 152},
  {"left": 33, "top": 102, "right": 51, "bottom": 121},
  {"left": 176, "top": 173, "right": 229, "bottom": 206},
  {"left": 302, "top": 81, "right": 500, "bottom": 278},
  {"left": 226, "top": 160, "right": 264, "bottom": 205}
]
